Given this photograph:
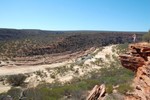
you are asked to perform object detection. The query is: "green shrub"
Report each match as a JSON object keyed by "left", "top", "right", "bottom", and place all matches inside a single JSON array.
[
  {"left": 35, "top": 70, "right": 43, "bottom": 77},
  {"left": 142, "top": 30, "right": 150, "bottom": 42},
  {"left": 26, "top": 87, "right": 55, "bottom": 100},
  {"left": 0, "top": 87, "right": 22, "bottom": 100},
  {"left": 99, "top": 67, "right": 134, "bottom": 86},
  {"left": 22, "top": 82, "right": 86, "bottom": 100},
  {"left": 50, "top": 73, "right": 56, "bottom": 79},
  {"left": 94, "top": 58, "right": 103, "bottom": 65},
  {"left": 117, "top": 83, "right": 133, "bottom": 94},
  {"left": 116, "top": 43, "right": 129, "bottom": 54},
  {"left": 7, "top": 87, "right": 22, "bottom": 100},
  {"left": 105, "top": 54, "right": 111, "bottom": 59},
  {"left": 7, "top": 74, "right": 26, "bottom": 86},
  {"left": 106, "top": 84, "right": 113, "bottom": 94}
]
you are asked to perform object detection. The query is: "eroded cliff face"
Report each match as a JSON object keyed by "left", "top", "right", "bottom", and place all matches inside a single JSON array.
[{"left": 120, "top": 42, "right": 150, "bottom": 100}]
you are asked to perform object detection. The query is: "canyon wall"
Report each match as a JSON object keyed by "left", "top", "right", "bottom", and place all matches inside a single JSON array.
[{"left": 120, "top": 43, "right": 150, "bottom": 100}]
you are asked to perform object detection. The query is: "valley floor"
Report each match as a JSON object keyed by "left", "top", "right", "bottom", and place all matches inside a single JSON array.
[{"left": 0, "top": 45, "right": 117, "bottom": 93}]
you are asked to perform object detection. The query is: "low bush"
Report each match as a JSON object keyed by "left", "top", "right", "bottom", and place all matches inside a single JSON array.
[
  {"left": 117, "top": 83, "right": 133, "bottom": 94},
  {"left": 7, "top": 74, "right": 26, "bottom": 86},
  {"left": 142, "top": 30, "right": 150, "bottom": 42},
  {"left": 106, "top": 84, "right": 113, "bottom": 94},
  {"left": 99, "top": 66, "right": 134, "bottom": 86},
  {"left": 116, "top": 43, "right": 129, "bottom": 54}
]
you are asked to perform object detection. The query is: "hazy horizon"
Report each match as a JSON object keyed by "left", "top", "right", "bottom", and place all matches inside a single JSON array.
[{"left": 0, "top": 28, "right": 147, "bottom": 33}]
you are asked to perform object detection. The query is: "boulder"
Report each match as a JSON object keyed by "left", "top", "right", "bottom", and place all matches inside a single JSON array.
[{"left": 87, "top": 84, "right": 106, "bottom": 100}]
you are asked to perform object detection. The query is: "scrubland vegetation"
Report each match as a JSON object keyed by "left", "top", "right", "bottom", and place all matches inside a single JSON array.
[{"left": 0, "top": 43, "right": 134, "bottom": 100}]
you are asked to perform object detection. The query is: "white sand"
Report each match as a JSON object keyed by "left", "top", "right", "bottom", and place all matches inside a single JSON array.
[{"left": 0, "top": 83, "right": 11, "bottom": 93}]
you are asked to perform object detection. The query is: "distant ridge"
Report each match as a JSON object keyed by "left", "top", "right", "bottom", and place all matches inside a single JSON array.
[{"left": 0, "top": 28, "right": 145, "bottom": 57}]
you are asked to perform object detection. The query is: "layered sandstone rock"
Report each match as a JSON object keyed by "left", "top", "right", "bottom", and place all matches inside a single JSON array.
[
  {"left": 87, "top": 84, "right": 106, "bottom": 100},
  {"left": 120, "top": 42, "right": 150, "bottom": 100}
]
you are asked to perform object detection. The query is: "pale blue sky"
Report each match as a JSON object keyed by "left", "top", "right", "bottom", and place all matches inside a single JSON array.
[{"left": 0, "top": 0, "right": 149, "bottom": 31}]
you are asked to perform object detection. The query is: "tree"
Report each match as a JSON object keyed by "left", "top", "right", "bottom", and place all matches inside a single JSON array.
[{"left": 142, "top": 30, "right": 150, "bottom": 42}]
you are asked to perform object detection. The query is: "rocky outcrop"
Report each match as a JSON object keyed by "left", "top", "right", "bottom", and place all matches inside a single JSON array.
[
  {"left": 120, "top": 42, "right": 150, "bottom": 100},
  {"left": 87, "top": 84, "right": 106, "bottom": 100}
]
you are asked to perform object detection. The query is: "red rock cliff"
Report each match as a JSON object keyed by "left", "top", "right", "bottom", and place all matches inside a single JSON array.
[{"left": 120, "top": 43, "right": 150, "bottom": 100}]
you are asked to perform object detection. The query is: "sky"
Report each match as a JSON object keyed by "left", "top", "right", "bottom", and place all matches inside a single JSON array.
[{"left": 0, "top": 0, "right": 149, "bottom": 31}]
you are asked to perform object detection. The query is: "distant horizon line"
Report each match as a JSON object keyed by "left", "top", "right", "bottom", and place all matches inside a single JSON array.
[{"left": 0, "top": 27, "right": 148, "bottom": 33}]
